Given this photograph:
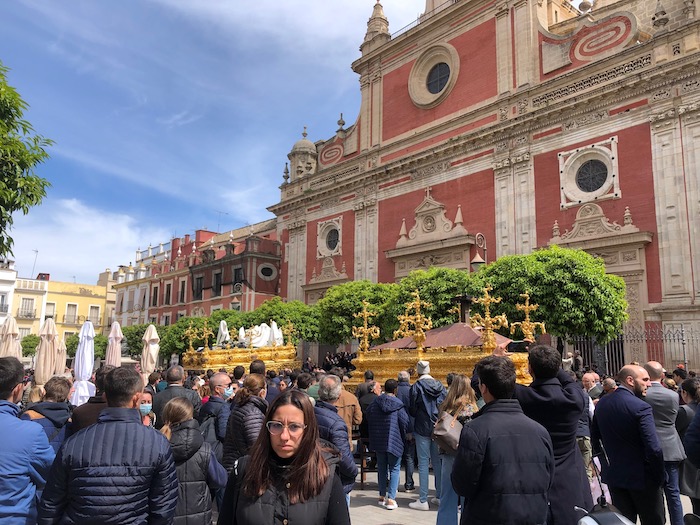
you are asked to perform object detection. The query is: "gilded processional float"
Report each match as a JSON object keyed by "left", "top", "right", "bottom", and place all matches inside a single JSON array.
[{"left": 182, "top": 287, "right": 545, "bottom": 389}]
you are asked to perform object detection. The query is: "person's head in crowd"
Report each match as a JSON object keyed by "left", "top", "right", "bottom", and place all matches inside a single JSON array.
[
  {"left": 318, "top": 375, "right": 342, "bottom": 402},
  {"left": 104, "top": 367, "right": 143, "bottom": 408},
  {"left": 296, "top": 373, "right": 314, "bottom": 391},
  {"left": 140, "top": 390, "right": 153, "bottom": 417},
  {"left": 364, "top": 370, "right": 374, "bottom": 382},
  {"left": 416, "top": 360, "right": 431, "bottom": 377},
  {"left": 582, "top": 372, "right": 597, "bottom": 391},
  {"left": 681, "top": 377, "right": 700, "bottom": 405},
  {"left": 234, "top": 373, "right": 266, "bottom": 405},
  {"left": 147, "top": 372, "right": 160, "bottom": 387},
  {"left": 398, "top": 370, "right": 410, "bottom": 383},
  {"left": 233, "top": 365, "right": 245, "bottom": 384},
  {"left": 165, "top": 365, "right": 185, "bottom": 385},
  {"left": 446, "top": 372, "right": 455, "bottom": 387},
  {"left": 249, "top": 360, "right": 266, "bottom": 375},
  {"left": 602, "top": 377, "right": 617, "bottom": 394},
  {"left": 314, "top": 371, "right": 326, "bottom": 382},
  {"left": 663, "top": 378, "right": 678, "bottom": 391},
  {"left": 690, "top": 370, "right": 697, "bottom": 378},
  {"left": 643, "top": 361, "right": 665, "bottom": 383},
  {"left": 95, "top": 365, "right": 116, "bottom": 395},
  {"left": 0, "top": 357, "right": 25, "bottom": 403},
  {"left": 384, "top": 378, "right": 398, "bottom": 395},
  {"left": 42, "top": 376, "right": 72, "bottom": 403},
  {"left": 209, "top": 372, "right": 234, "bottom": 400},
  {"left": 528, "top": 344, "right": 561, "bottom": 380},
  {"left": 673, "top": 367, "right": 688, "bottom": 385},
  {"left": 440, "top": 373, "right": 477, "bottom": 413},
  {"left": 160, "top": 397, "right": 194, "bottom": 440},
  {"left": 246, "top": 389, "right": 328, "bottom": 503},
  {"left": 476, "top": 356, "right": 516, "bottom": 402},
  {"left": 617, "top": 365, "right": 651, "bottom": 398}
]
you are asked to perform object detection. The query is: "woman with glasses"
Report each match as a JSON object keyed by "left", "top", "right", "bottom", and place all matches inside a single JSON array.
[
  {"left": 222, "top": 373, "right": 268, "bottom": 472},
  {"left": 218, "top": 389, "right": 350, "bottom": 525}
]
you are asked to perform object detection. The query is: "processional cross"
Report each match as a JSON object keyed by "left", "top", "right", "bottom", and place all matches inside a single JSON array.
[
  {"left": 281, "top": 321, "right": 296, "bottom": 347},
  {"left": 394, "top": 290, "right": 433, "bottom": 352},
  {"left": 510, "top": 292, "right": 546, "bottom": 342},
  {"left": 183, "top": 321, "right": 198, "bottom": 352},
  {"left": 352, "top": 300, "right": 380, "bottom": 352},
  {"left": 200, "top": 324, "right": 214, "bottom": 351},
  {"left": 470, "top": 286, "right": 508, "bottom": 354}
]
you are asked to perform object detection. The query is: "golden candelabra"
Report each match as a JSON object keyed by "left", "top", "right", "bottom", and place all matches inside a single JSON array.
[
  {"left": 200, "top": 324, "right": 214, "bottom": 351},
  {"left": 183, "top": 321, "right": 198, "bottom": 352},
  {"left": 352, "top": 300, "right": 381, "bottom": 352},
  {"left": 281, "top": 321, "right": 296, "bottom": 347},
  {"left": 393, "top": 290, "right": 433, "bottom": 352},
  {"left": 244, "top": 327, "right": 259, "bottom": 349},
  {"left": 470, "top": 286, "right": 509, "bottom": 354},
  {"left": 510, "top": 292, "right": 546, "bottom": 342}
]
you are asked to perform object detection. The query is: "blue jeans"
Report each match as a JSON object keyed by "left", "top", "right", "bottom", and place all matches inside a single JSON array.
[
  {"left": 403, "top": 436, "right": 415, "bottom": 488},
  {"left": 376, "top": 452, "right": 402, "bottom": 500},
  {"left": 437, "top": 453, "right": 459, "bottom": 525},
  {"left": 664, "top": 461, "right": 683, "bottom": 525},
  {"left": 415, "top": 433, "right": 441, "bottom": 503}
]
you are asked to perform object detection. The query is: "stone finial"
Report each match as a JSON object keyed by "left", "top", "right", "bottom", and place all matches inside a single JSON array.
[
  {"left": 177, "top": 246, "right": 182, "bottom": 258},
  {"left": 579, "top": 0, "right": 592, "bottom": 12},
  {"left": 454, "top": 205, "right": 464, "bottom": 226},
  {"left": 552, "top": 220, "right": 561, "bottom": 237},
  {"left": 399, "top": 218, "right": 408, "bottom": 238},
  {"left": 337, "top": 113, "right": 345, "bottom": 131},
  {"left": 623, "top": 206, "right": 633, "bottom": 226},
  {"left": 361, "top": 1, "right": 390, "bottom": 55},
  {"left": 283, "top": 162, "right": 290, "bottom": 184}
]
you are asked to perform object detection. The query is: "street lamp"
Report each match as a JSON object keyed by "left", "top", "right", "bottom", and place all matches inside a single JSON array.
[{"left": 470, "top": 232, "right": 487, "bottom": 271}]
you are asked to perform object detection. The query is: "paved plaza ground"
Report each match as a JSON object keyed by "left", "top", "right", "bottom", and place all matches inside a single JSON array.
[{"left": 347, "top": 470, "right": 696, "bottom": 525}]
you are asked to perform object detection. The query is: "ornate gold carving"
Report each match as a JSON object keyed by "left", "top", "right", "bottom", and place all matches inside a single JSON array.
[
  {"left": 352, "top": 301, "right": 381, "bottom": 352},
  {"left": 394, "top": 291, "right": 433, "bottom": 352},
  {"left": 510, "top": 292, "right": 546, "bottom": 342},
  {"left": 470, "top": 286, "right": 509, "bottom": 354},
  {"left": 183, "top": 321, "right": 198, "bottom": 352}
]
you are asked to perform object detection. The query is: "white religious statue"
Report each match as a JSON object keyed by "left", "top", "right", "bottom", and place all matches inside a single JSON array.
[{"left": 238, "top": 323, "right": 281, "bottom": 348}]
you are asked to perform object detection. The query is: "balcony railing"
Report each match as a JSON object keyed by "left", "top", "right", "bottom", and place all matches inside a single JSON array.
[
  {"left": 88, "top": 315, "right": 102, "bottom": 326},
  {"left": 17, "top": 309, "right": 36, "bottom": 319},
  {"left": 0, "top": 304, "right": 8, "bottom": 313},
  {"left": 63, "top": 314, "right": 79, "bottom": 325}
]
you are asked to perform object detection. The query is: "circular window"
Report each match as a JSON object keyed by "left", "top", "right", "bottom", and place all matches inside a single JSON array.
[
  {"left": 576, "top": 160, "right": 608, "bottom": 193},
  {"left": 408, "top": 44, "right": 460, "bottom": 109},
  {"left": 326, "top": 229, "right": 339, "bottom": 251},
  {"left": 427, "top": 63, "right": 450, "bottom": 94},
  {"left": 257, "top": 264, "right": 278, "bottom": 281}
]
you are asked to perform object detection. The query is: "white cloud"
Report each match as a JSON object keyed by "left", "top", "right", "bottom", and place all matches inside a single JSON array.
[{"left": 10, "top": 198, "right": 170, "bottom": 284}]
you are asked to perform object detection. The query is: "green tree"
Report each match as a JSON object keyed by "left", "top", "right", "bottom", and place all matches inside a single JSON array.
[
  {"left": 397, "top": 267, "right": 476, "bottom": 328},
  {"left": 21, "top": 333, "right": 39, "bottom": 356},
  {"left": 121, "top": 324, "right": 149, "bottom": 358},
  {"left": 0, "top": 62, "right": 53, "bottom": 256},
  {"left": 473, "top": 245, "right": 628, "bottom": 343},
  {"left": 316, "top": 280, "right": 401, "bottom": 346},
  {"left": 159, "top": 317, "right": 210, "bottom": 358}
]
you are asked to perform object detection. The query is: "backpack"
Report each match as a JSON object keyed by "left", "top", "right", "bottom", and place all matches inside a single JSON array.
[{"left": 200, "top": 410, "right": 224, "bottom": 462}]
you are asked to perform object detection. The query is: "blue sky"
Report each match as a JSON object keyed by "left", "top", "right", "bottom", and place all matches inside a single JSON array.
[{"left": 1, "top": 0, "right": 424, "bottom": 283}]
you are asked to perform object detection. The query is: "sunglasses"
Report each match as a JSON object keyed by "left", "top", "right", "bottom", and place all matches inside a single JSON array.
[{"left": 266, "top": 421, "right": 307, "bottom": 436}]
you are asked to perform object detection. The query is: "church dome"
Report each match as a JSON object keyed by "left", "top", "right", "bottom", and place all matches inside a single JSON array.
[{"left": 290, "top": 128, "right": 316, "bottom": 155}]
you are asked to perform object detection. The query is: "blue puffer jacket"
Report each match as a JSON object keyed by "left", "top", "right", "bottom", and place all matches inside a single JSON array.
[
  {"left": 0, "top": 401, "right": 55, "bottom": 525},
  {"left": 314, "top": 400, "right": 358, "bottom": 493},
  {"left": 366, "top": 394, "right": 409, "bottom": 458},
  {"left": 409, "top": 377, "right": 446, "bottom": 437},
  {"left": 37, "top": 407, "right": 178, "bottom": 525}
]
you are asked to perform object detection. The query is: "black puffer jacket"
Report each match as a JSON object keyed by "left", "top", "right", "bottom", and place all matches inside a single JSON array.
[
  {"left": 170, "top": 419, "right": 215, "bottom": 525},
  {"left": 222, "top": 396, "right": 268, "bottom": 472}
]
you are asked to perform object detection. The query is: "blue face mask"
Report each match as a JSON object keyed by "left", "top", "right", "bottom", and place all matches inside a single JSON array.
[
  {"left": 223, "top": 387, "right": 234, "bottom": 400},
  {"left": 139, "top": 404, "right": 152, "bottom": 416}
]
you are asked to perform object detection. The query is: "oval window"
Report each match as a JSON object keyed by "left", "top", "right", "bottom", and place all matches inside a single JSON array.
[
  {"left": 260, "top": 267, "right": 274, "bottom": 277},
  {"left": 427, "top": 63, "right": 450, "bottom": 94},
  {"left": 326, "top": 228, "right": 339, "bottom": 251}
]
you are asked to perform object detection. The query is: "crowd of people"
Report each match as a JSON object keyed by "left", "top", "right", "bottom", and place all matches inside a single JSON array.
[{"left": 3, "top": 347, "right": 700, "bottom": 524}]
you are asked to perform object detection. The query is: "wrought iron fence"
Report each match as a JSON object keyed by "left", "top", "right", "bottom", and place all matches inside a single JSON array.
[{"left": 566, "top": 325, "right": 700, "bottom": 376}]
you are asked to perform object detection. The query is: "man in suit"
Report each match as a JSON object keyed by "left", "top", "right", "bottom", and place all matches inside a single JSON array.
[
  {"left": 591, "top": 364, "right": 665, "bottom": 525},
  {"left": 152, "top": 365, "right": 201, "bottom": 428},
  {"left": 582, "top": 372, "right": 603, "bottom": 403},
  {"left": 644, "top": 361, "right": 686, "bottom": 525},
  {"left": 515, "top": 344, "right": 592, "bottom": 524}
]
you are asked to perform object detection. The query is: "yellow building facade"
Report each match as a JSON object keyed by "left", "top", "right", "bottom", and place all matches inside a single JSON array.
[{"left": 46, "top": 280, "right": 111, "bottom": 341}]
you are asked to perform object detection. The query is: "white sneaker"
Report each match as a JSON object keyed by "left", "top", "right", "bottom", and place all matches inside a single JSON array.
[
  {"left": 385, "top": 498, "right": 398, "bottom": 510},
  {"left": 409, "top": 500, "right": 430, "bottom": 511},
  {"left": 430, "top": 497, "right": 441, "bottom": 506},
  {"left": 378, "top": 497, "right": 386, "bottom": 507}
]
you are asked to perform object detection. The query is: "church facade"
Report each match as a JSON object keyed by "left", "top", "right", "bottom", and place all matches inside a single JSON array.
[{"left": 269, "top": 0, "right": 700, "bottom": 365}]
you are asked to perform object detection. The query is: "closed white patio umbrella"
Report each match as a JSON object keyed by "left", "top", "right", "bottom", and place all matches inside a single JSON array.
[
  {"left": 105, "top": 321, "right": 123, "bottom": 367},
  {"left": 71, "top": 321, "right": 96, "bottom": 407},
  {"left": 0, "top": 315, "right": 22, "bottom": 360}
]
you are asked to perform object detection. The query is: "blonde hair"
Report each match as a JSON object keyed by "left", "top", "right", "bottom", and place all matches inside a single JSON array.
[
  {"left": 29, "top": 385, "right": 44, "bottom": 403},
  {"left": 440, "top": 374, "right": 478, "bottom": 416},
  {"left": 160, "top": 397, "right": 194, "bottom": 441}
]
